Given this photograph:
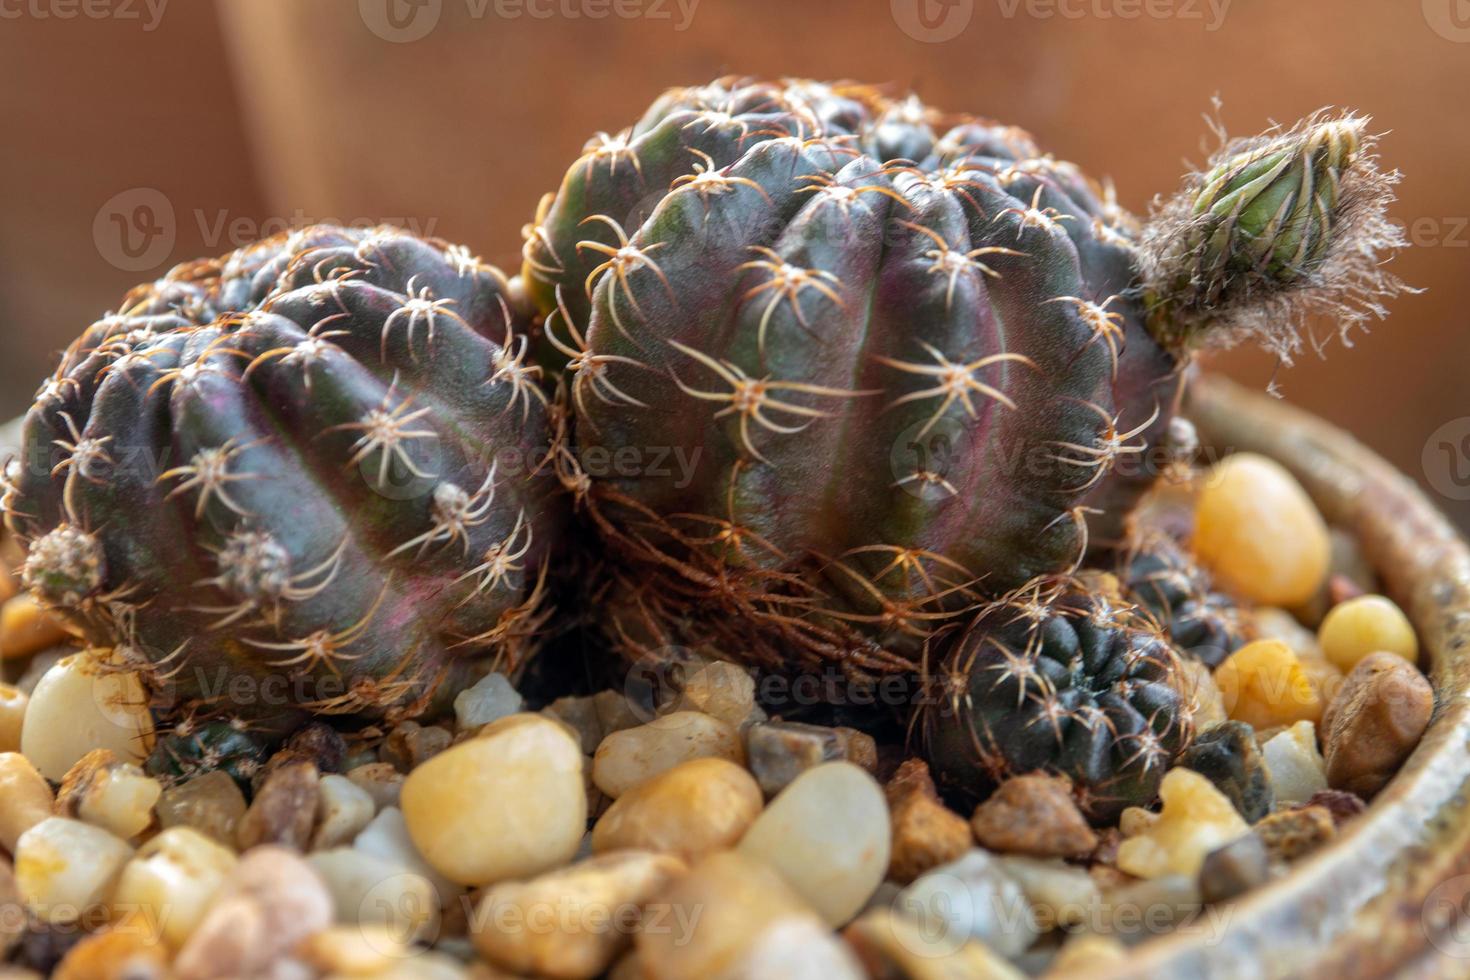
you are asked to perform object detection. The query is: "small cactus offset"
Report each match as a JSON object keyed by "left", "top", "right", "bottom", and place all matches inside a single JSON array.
[
  {"left": 521, "top": 76, "right": 1405, "bottom": 675},
  {"left": 919, "top": 575, "right": 1195, "bottom": 821},
  {"left": 4, "top": 226, "right": 563, "bottom": 730},
  {"left": 1117, "top": 531, "right": 1248, "bottom": 668}
]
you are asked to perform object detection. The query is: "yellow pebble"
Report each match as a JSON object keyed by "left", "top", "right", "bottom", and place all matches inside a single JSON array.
[
  {"left": 1214, "top": 639, "right": 1324, "bottom": 729},
  {"left": 1193, "top": 453, "right": 1330, "bottom": 606},
  {"left": 1116, "top": 769, "right": 1248, "bottom": 879},
  {"left": 1317, "top": 594, "right": 1419, "bottom": 672},
  {"left": 0, "top": 683, "right": 27, "bottom": 753}
]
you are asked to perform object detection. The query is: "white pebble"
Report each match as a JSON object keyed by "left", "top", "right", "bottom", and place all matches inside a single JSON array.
[
  {"left": 73, "top": 762, "right": 162, "bottom": 841},
  {"left": 309, "top": 847, "right": 440, "bottom": 945},
  {"left": 737, "top": 762, "right": 889, "bottom": 926},
  {"left": 111, "top": 826, "right": 238, "bottom": 949},
  {"left": 673, "top": 661, "right": 761, "bottom": 728},
  {"left": 354, "top": 807, "right": 459, "bottom": 906},
  {"left": 1262, "top": 721, "right": 1329, "bottom": 805},
  {"left": 592, "top": 711, "right": 744, "bottom": 798},
  {"left": 401, "top": 713, "right": 586, "bottom": 887},
  {"left": 720, "top": 917, "right": 866, "bottom": 979},
  {"left": 452, "top": 671, "right": 524, "bottom": 732},
  {"left": 15, "top": 817, "right": 134, "bottom": 923},
  {"left": 345, "top": 762, "right": 404, "bottom": 812},
  {"left": 313, "top": 773, "right": 377, "bottom": 850},
  {"left": 895, "top": 850, "right": 1037, "bottom": 959},
  {"left": 20, "top": 651, "right": 155, "bottom": 781}
]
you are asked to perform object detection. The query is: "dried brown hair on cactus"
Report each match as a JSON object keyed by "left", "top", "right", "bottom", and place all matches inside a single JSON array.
[{"left": 1138, "top": 109, "right": 1412, "bottom": 363}]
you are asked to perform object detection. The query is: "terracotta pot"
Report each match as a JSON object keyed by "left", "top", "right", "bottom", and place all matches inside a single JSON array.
[{"left": 1102, "top": 374, "right": 1470, "bottom": 979}]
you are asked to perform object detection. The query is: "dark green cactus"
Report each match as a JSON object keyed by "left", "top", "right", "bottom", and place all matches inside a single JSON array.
[
  {"left": 521, "top": 77, "right": 1404, "bottom": 676},
  {"left": 920, "top": 576, "right": 1194, "bottom": 821},
  {"left": 5, "top": 226, "right": 563, "bottom": 730},
  {"left": 1117, "top": 531, "right": 1248, "bottom": 668}
]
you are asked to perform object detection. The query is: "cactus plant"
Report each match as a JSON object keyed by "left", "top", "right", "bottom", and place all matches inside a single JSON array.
[
  {"left": 1117, "top": 530, "right": 1248, "bottom": 668},
  {"left": 4, "top": 226, "right": 562, "bottom": 730},
  {"left": 521, "top": 76, "right": 1406, "bottom": 674},
  {"left": 919, "top": 575, "right": 1195, "bottom": 821}
]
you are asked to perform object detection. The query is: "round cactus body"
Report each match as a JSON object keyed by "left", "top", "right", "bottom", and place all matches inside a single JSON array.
[
  {"left": 920, "top": 576, "right": 1194, "bottom": 821},
  {"left": 524, "top": 77, "right": 1182, "bottom": 673},
  {"left": 1117, "top": 531, "right": 1247, "bottom": 668},
  {"left": 5, "top": 226, "right": 562, "bottom": 729},
  {"left": 523, "top": 77, "right": 1405, "bottom": 677}
]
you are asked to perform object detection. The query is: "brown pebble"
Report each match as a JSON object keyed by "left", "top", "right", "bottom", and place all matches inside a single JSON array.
[
  {"left": 1296, "top": 789, "right": 1367, "bottom": 827},
  {"left": 1254, "top": 805, "right": 1336, "bottom": 864},
  {"left": 236, "top": 759, "right": 319, "bottom": 851},
  {"left": 282, "top": 722, "right": 347, "bottom": 774},
  {"left": 379, "top": 720, "right": 453, "bottom": 772},
  {"left": 836, "top": 727, "right": 878, "bottom": 773},
  {"left": 970, "top": 773, "right": 1097, "bottom": 858},
  {"left": 883, "top": 759, "right": 972, "bottom": 884},
  {"left": 744, "top": 721, "right": 846, "bottom": 797},
  {"left": 1323, "top": 652, "right": 1434, "bottom": 798}
]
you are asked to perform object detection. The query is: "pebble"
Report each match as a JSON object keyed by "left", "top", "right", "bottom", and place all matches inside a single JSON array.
[
  {"left": 156, "top": 771, "right": 247, "bottom": 846},
  {"left": 55, "top": 750, "right": 162, "bottom": 841},
  {"left": 1046, "top": 933, "right": 1129, "bottom": 975},
  {"left": 0, "top": 683, "right": 27, "bottom": 752},
  {"left": 1261, "top": 721, "right": 1328, "bottom": 805},
  {"left": 544, "top": 695, "right": 605, "bottom": 755},
  {"left": 1323, "top": 652, "right": 1434, "bottom": 798},
  {"left": 401, "top": 713, "right": 586, "bottom": 886},
  {"left": 1176, "top": 721, "right": 1273, "bottom": 822},
  {"left": 994, "top": 855, "right": 1100, "bottom": 931},
  {"left": 1254, "top": 806, "right": 1336, "bottom": 864},
  {"left": 312, "top": 773, "right": 377, "bottom": 850},
  {"left": 472, "top": 850, "right": 686, "bottom": 979},
  {"left": 1099, "top": 874, "right": 1202, "bottom": 941},
  {"left": 745, "top": 721, "right": 847, "bottom": 797},
  {"left": 672, "top": 661, "right": 761, "bottom": 728},
  {"left": 718, "top": 916, "right": 866, "bottom": 980},
  {"left": 884, "top": 758, "right": 973, "bottom": 883},
  {"left": 237, "top": 758, "right": 320, "bottom": 851},
  {"left": 14, "top": 817, "right": 134, "bottom": 924},
  {"left": 345, "top": 761, "right": 404, "bottom": 812},
  {"left": 591, "top": 756, "right": 762, "bottom": 863},
  {"left": 354, "top": 807, "right": 460, "bottom": 907},
  {"left": 1215, "top": 639, "right": 1324, "bottom": 729},
  {"left": 380, "top": 721, "right": 453, "bottom": 772},
  {"left": 970, "top": 773, "right": 1097, "bottom": 859},
  {"left": 1, "top": 857, "right": 23, "bottom": 960},
  {"left": 20, "top": 651, "right": 155, "bottom": 781},
  {"left": 894, "top": 849, "right": 1037, "bottom": 959},
  {"left": 453, "top": 672, "right": 524, "bottom": 733},
  {"left": 51, "top": 928, "right": 169, "bottom": 980},
  {"left": 1192, "top": 453, "right": 1330, "bottom": 606},
  {"left": 309, "top": 847, "right": 439, "bottom": 944},
  {"left": 278, "top": 723, "right": 348, "bottom": 776},
  {"left": 738, "top": 762, "right": 890, "bottom": 926},
  {"left": 298, "top": 925, "right": 410, "bottom": 975},
  {"left": 0, "top": 752, "right": 57, "bottom": 852},
  {"left": 1298, "top": 788, "right": 1367, "bottom": 826},
  {"left": 1317, "top": 595, "right": 1418, "bottom": 672},
  {"left": 593, "top": 690, "right": 645, "bottom": 739},
  {"left": 0, "top": 595, "right": 70, "bottom": 660},
  {"left": 110, "top": 826, "right": 238, "bottom": 949},
  {"left": 1116, "top": 768, "right": 1249, "bottom": 879},
  {"left": 1197, "top": 833, "right": 1271, "bottom": 904},
  {"left": 634, "top": 851, "right": 820, "bottom": 980},
  {"left": 592, "top": 711, "right": 744, "bottom": 799},
  {"left": 173, "top": 846, "right": 332, "bottom": 980},
  {"left": 844, "top": 908, "right": 1027, "bottom": 979}
]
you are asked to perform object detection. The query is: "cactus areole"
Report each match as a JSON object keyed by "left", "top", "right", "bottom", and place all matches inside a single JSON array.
[
  {"left": 5, "top": 227, "right": 562, "bottom": 729},
  {"left": 523, "top": 77, "right": 1405, "bottom": 675}
]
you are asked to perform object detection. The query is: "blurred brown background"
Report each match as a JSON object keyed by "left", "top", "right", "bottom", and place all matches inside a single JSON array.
[{"left": 0, "top": 0, "right": 1465, "bottom": 527}]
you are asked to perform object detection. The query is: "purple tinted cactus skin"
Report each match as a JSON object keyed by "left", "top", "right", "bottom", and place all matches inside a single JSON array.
[
  {"left": 523, "top": 78, "right": 1178, "bottom": 673},
  {"left": 5, "top": 226, "right": 562, "bottom": 729}
]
